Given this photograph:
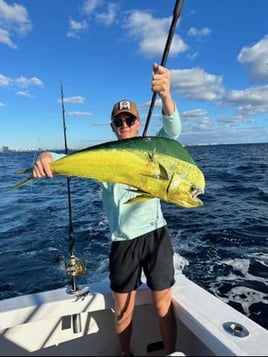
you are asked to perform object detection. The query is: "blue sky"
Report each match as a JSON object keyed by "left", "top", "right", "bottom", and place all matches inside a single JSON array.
[{"left": 0, "top": 0, "right": 268, "bottom": 150}]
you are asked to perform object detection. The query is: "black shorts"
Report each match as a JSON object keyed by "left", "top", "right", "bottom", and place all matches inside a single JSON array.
[{"left": 109, "top": 226, "right": 175, "bottom": 293}]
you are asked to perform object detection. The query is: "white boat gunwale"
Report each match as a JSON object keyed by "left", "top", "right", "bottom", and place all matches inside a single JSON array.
[{"left": 0, "top": 272, "right": 267, "bottom": 356}]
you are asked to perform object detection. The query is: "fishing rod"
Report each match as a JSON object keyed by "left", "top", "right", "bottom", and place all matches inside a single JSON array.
[
  {"left": 60, "top": 81, "right": 85, "bottom": 293},
  {"left": 142, "top": 0, "right": 184, "bottom": 137}
]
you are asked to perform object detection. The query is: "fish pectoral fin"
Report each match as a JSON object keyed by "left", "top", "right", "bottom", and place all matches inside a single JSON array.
[
  {"left": 124, "top": 189, "right": 154, "bottom": 204},
  {"left": 124, "top": 194, "right": 154, "bottom": 204},
  {"left": 140, "top": 163, "right": 170, "bottom": 181},
  {"left": 158, "top": 163, "right": 169, "bottom": 180}
]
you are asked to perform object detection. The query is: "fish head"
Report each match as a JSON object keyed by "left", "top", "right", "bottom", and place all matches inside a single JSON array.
[{"left": 167, "top": 170, "right": 205, "bottom": 208}]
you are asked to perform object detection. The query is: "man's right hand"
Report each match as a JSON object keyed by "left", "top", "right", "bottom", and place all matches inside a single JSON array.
[{"left": 33, "top": 152, "right": 53, "bottom": 178}]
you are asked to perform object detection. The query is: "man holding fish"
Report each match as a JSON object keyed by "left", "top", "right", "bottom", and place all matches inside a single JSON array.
[{"left": 33, "top": 63, "right": 181, "bottom": 356}]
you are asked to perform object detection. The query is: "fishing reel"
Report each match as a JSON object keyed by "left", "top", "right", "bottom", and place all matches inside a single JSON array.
[{"left": 65, "top": 254, "right": 86, "bottom": 277}]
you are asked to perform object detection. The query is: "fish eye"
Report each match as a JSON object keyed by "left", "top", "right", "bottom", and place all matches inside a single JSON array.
[{"left": 190, "top": 184, "right": 196, "bottom": 192}]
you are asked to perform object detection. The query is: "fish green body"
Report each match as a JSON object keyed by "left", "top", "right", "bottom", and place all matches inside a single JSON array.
[{"left": 13, "top": 137, "right": 205, "bottom": 208}]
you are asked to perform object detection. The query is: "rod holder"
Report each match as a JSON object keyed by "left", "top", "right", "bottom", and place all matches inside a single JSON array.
[
  {"left": 72, "top": 313, "right": 82, "bottom": 333},
  {"left": 223, "top": 321, "right": 249, "bottom": 337}
]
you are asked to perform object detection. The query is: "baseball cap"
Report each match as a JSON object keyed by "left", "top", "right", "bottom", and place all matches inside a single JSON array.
[{"left": 111, "top": 100, "right": 139, "bottom": 119}]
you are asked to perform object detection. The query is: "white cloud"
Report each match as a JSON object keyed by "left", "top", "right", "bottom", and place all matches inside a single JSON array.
[
  {"left": 0, "top": 73, "right": 11, "bottom": 87},
  {"left": 67, "top": 18, "right": 88, "bottom": 38},
  {"left": 66, "top": 111, "right": 92, "bottom": 117},
  {"left": 0, "top": 28, "right": 16, "bottom": 48},
  {"left": 171, "top": 67, "right": 225, "bottom": 101},
  {"left": 14, "top": 76, "right": 43, "bottom": 88},
  {"left": 0, "top": 0, "right": 32, "bottom": 48},
  {"left": 181, "top": 108, "right": 208, "bottom": 119},
  {"left": 96, "top": 3, "right": 118, "bottom": 26},
  {"left": 0, "top": 73, "right": 42, "bottom": 89},
  {"left": 60, "top": 96, "right": 86, "bottom": 104},
  {"left": 187, "top": 27, "right": 211, "bottom": 37},
  {"left": 223, "top": 85, "right": 268, "bottom": 115},
  {"left": 16, "top": 90, "right": 35, "bottom": 98},
  {"left": 237, "top": 36, "right": 268, "bottom": 83},
  {"left": 123, "top": 10, "right": 188, "bottom": 57},
  {"left": 82, "top": 0, "right": 103, "bottom": 16}
]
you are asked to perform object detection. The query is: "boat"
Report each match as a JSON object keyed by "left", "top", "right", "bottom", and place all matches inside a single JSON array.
[
  {"left": 2, "top": 80, "right": 267, "bottom": 355},
  {"left": 0, "top": 262, "right": 267, "bottom": 356}
]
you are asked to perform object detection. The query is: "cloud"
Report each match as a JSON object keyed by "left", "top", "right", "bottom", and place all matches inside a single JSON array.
[
  {"left": 95, "top": 3, "right": 118, "bottom": 25},
  {"left": 169, "top": 63, "right": 268, "bottom": 138},
  {"left": 67, "top": 3, "right": 187, "bottom": 58},
  {"left": 14, "top": 76, "right": 43, "bottom": 88},
  {"left": 217, "top": 115, "right": 244, "bottom": 126},
  {"left": 67, "top": 18, "right": 88, "bottom": 38},
  {"left": 67, "top": 1, "right": 117, "bottom": 37},
  {"left": 0, "top": 73, "right": 42, "bottom": 89},
  {"left": 181, "top": 108, "right": 208, "bottom": 119},
  {"left": 66, "top": 111, "right": 92, "bottom": 117},
  {"left": 0, "top": 28, "right": 16, "bottom": 48},
  {"left": 16, "top": 90, "right": 35, "bottom": 98},
  {"left": 187, "top": 27, "right": 212, "bottom": 37},
  {"left": 0, "top": 0, "right": 32, "bottom": 48},
  {"left": 0, "top": 73, "right": 11, "bottom": 87},
  {"left": 181, "top": 125, "right": 267, "bottom": 145},
  {"left": 171, "top": 67, "right": 225, "bottom": 101},
  {"left": 123, "top": 10, "right": 188, "bottom": 57},
  {"left": 223, "top": 85, "right": 268, "bottom": 116},
  {"left": 60, "top": 96, "right": 86, "bottom": 104},
  {"left": 237, "top": 36, "right": 268, "bottom": 83},
  {"left": 82, "top": 0, "right": 103, "bottom": 16},
  {"left": 170, "top": 63, "right": 268, "bottom": 119}
]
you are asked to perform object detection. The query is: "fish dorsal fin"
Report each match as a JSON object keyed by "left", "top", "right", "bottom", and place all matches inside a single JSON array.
[{"left": 147, "top": 149, "right": 156, "bottom": 162}]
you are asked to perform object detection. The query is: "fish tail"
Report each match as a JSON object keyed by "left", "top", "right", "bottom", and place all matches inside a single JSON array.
[
  {"left": 16, "top": 168, "right": 32, "bottom": 175},
  {"left": 10, "top": 167, "right": 33, "bottom": 190},
  {"left": 9, "top": 176, "right": 33, "bottom": 190}
]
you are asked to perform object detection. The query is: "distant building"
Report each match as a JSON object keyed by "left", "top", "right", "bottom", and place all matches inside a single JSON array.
[{"left": 1, "top": 146, "right": 9, "bottom": 152}]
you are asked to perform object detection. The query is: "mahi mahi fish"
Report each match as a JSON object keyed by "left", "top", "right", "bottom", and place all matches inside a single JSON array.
[{"left": 11, "top": 136, "right": 205, "bottom": 208}]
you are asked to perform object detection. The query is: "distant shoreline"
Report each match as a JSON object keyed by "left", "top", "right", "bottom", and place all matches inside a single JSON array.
[{"left": 1, "top": 141, "right": 267, "bottom": 153}]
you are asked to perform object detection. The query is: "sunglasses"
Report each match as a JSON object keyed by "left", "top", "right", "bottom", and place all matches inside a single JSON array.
[{"left": 112, "top": 116, "right": 137, "bottom": 128}]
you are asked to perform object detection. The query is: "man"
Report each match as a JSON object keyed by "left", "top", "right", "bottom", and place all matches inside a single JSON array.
[{"left": 33, "top": 63, "right": 181, "bottom": 356}]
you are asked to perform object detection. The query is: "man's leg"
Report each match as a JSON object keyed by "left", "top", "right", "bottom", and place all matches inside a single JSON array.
[
  {"left": 151, "top": 288, "right": 177, "bottom": 355},
  {"left": 113, "top": 290, "right": 137, "bottom": 356}
]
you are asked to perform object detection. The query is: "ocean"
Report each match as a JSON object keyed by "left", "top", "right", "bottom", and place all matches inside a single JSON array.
[{"left": 0, "top": 142, "right": 267, "bottom": 330}]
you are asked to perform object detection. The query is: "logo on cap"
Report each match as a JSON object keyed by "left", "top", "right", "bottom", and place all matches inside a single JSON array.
[
  {"left": 111, "top": 99, "right": 139, "bottom": 119},
  {"left": 119, "top": 100, "right": 131, "bottom": 111}
]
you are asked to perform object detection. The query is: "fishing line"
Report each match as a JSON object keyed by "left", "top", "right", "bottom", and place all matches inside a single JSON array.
[
  {"left": 142, "top": 0, "right": 184, "bottom": 137},
  {"left": 60, "top": 81, "right": 85, "bottom": 293}
]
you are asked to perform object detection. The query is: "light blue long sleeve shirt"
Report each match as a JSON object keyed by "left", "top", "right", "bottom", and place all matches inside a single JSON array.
[
  {"left": 101, "top": 106, "right": 181, "bottom": 241},
  {"left": 52, "top": 106, "right": 181, "bottom": 242}
]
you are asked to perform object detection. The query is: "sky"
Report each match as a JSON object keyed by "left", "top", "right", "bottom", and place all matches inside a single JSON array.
[{"left": 0, "top": 0, "right": 268, "bottom": 150}]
